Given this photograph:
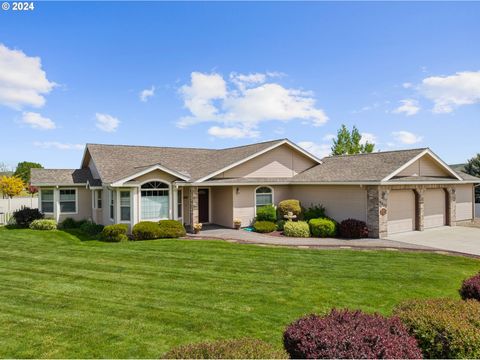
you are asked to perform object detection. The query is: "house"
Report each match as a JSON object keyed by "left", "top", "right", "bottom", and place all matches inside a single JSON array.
[{"left": 30, "top": 139, "right": 479, "bottom": 238}]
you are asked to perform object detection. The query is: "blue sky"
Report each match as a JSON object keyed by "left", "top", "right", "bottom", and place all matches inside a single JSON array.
[{"left": 1, "top": 1, "right": 479, "bottom": 169}]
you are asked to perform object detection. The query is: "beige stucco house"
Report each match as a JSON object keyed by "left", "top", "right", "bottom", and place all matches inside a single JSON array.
[{"left": 31, "top": 139, "right": 478, "bottom": 238}]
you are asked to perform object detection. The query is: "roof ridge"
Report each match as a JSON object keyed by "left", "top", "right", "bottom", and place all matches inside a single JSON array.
[
  {"left": 86, "top": 143, "right": 215, "bottom": 151},
  {"left": 323, "top": 147, "right": 428, "bottom": 159},
  {"left": 217, "top": 138, "right": 286, "bottom": 151}
]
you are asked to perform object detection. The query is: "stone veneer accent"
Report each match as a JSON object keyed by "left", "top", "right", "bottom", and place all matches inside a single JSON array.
[
  {"left": 367, "top": 183, "right": 458, "bottom": 239},
  {"left": 189, "top": 186, "right": 199, "bottom": 231}
]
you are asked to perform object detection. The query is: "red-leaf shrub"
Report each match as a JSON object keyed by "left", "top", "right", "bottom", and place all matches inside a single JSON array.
[
  {"left": 460, "top": 272, "right": 480, "bottom": 301},
  {"left": 339, "top": 218, "right": 368, "bottom": 238},
  {"left": 283, "top": 309, "right": 422, "bottom": 359}
]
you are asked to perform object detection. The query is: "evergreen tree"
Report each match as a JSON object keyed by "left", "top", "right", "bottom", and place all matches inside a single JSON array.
[{"left": 331, "top": 125, "right": 375, "bottom": 155}]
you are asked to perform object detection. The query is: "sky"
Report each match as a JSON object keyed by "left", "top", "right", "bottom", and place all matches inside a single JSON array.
[{"left": 0, "top": 1, "right": 479, "bottom": 169}]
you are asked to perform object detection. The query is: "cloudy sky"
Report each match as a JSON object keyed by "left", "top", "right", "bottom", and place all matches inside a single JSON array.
[{"left": 0, "top": 2, "right": 479, "bottom": 168}]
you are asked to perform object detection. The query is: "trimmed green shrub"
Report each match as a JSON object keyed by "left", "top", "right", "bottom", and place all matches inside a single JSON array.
[
  {"left": 253, "top": 221, "right": 276, "bottom": 233},
  {"left": 29, "top": 219, "right": 57, "bottom": 230},
  {"left": 100, "top": 224, "right": 129, "bottom": 242},
  {"left": 283, "top": 221, "right": 310, "bottom": 237},
  {"left": 303, "top": 204, "right": 326, "bottom": 221},
  {"left": 394, "top": 298, "right": 480, "bottom": 359},
  {"left": 163, "top": 338, "right": 287, "bottom": 359},
  {"left": 256, "top": 204, "right": 277, "bottom": 222},
  {"left": 60, "top": 217, "right": 79, "bottom": 229},
  {"left": 276, "top": 219, "right": 286, "bottom": 231},
  {"left": 459, "top": 272, "right": 480, "bottom": 301},
  {"left": 12, "top": 207, "right": 43, "bottom": 227},
  {"left": 157, "top": 220, "right": 186, "bottom": 238},
  {"left": 339, "top": 218, "right": 369, "bottom": 239},
  {"left": 79, "top": 221, "right": 104, "bottom": 237},
  {"left": 132, "top": 221, "right": 162, "bottom": 240},
  {"left": 284, "top": 310, "right": 422, "bottom": 359},
  {"left": 278, "top": 199, "right": 302, "bottom": 220},
  {"left": 309, "top": 218, "right": 337, "bottom": 238}
]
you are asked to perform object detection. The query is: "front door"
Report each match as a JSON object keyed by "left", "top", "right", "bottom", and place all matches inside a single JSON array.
[{"left": 198, "top": 188, "right": 209, "bottom": 223}]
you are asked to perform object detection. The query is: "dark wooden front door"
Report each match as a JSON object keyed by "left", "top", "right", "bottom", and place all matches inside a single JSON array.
[{"left": 198, "top": 188, "right": 209, "bottom": 223}]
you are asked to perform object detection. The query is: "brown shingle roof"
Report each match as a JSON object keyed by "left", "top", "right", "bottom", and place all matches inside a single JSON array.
[{"left": 31, "top": 168, "right": 96, "bottom": 186}]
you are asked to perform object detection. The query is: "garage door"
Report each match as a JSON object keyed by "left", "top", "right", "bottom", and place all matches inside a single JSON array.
[
  {"left": 424, "top": 189, "right": 446, "bottom": 228},
  {"left": 388, "top": 190, "right": 416, "bottom": 234}
]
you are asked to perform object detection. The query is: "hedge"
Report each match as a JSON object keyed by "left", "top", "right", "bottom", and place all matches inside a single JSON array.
[
  {"left": 29, "top": 219, "right": 57, "bottom": 230},
  {"left": 132, "top": 221, "right": 162, "bottom": 240},
  {"left": 100, "top": 224, "right": 129, "bottom": 242},
  {"left": 253, "top": 221, "right": 276, "bottom": 233},
  {"left": 308, "top": 218, "right": 336, "bottom": 238},
  {"left": 277, "top": 199, "right": 301, "bottom": 220},
  {"left": 158, "top": 220, "right": 186, "bottom": 238},
  {"left": 283, "top": 221, "right": 310, "bottom": 237},
  {"left": 256, "top": 205, "right": 277, "bottom": 222},
  {"left": 12, "top": 207, "right": 43, "bottom": 227},
  {"left": 339, "top": 218, "right": 369, "bottom": 238},
  {"left": 459, "top": 272, "right": 480, "bottom": 301}
]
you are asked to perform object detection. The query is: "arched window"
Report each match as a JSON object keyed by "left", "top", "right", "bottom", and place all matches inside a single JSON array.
[
  {"left": 141, "top": 181, "right": 169, "bottom": 219},
  {"left": 255, "top": 186, "right": 273, "bottom": 210}
]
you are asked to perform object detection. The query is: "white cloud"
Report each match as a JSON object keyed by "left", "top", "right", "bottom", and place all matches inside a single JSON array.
[
  {"left": 360, "top": 132, "right": 377, "bottom": 145},
  {"left": 322, "top": 133, "right": 336, "bottom": 141},
  {"left": 0, "top": 43, "right": 56, "bottom": 109},
  {"left": 298, "top": 141, "right": 331, "bottom": 159},
  {"left": 139, "top": 86, "right": 155, "bottom": 102},
  {"left": 207, "top": 126, "right": 259, "bottom": 139},
  {"left": 95, "top": 113, "right": 119, "bottom": 132},
  {"left": 420, "top": 71, "right": 480, "bottom": 113},
  {"left": 392, "top": 99, "right": 420, "bottom": 116},
  {"left": 33, "top": 141, "right": 83, "bottom": 150},
  {"left": 21, "top": 112, "right": 55, "bottom": 130},
  {"left": 402, "top": 82, "right": 413, "bottom": 89},
  {"left": 392, "top": 131, "right": 423, "bottom": 145},
  {"left": 178, "top": 71, "right": 328, "bottom": 138}
]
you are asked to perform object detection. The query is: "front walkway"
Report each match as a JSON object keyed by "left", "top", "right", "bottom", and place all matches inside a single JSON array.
[{"left": 188, "top": 226, "right": 437, "bottom": 252}]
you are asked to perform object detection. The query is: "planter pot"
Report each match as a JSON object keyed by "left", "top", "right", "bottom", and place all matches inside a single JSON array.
[
  {"left": 234, "top": 224, "right": 241, "bottom": 230},
  {"left": 193, "top": 229, "right": 200, "bottom": 234}
]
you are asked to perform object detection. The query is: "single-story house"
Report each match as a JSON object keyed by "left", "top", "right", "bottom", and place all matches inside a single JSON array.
[{"left": 31, "top": 139, "right": 479, "bottom": 238}]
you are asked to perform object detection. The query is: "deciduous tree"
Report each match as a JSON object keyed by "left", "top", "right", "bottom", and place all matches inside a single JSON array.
[{"left": 0, "top": 176, "right": 25, "bottom": 198}]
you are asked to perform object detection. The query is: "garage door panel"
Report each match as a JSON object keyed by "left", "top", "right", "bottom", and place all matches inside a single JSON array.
[
  {"left": 388, "top": 190, "right": 415, "bottom": 234},
  {"left": 424, "top": 189, "right": 446, "bottom": 229}
]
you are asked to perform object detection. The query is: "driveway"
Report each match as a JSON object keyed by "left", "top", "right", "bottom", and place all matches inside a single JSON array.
[{"left": 387, "top": 226, "right": 480, "bottom": 256}]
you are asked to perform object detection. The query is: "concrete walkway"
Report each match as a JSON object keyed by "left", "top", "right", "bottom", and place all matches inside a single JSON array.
[
  {"left": 188, "top": 226, "right": 437, "bottom": 251},
  {"left": 388, "top": 226, "right": 480, "bottom": 256}
]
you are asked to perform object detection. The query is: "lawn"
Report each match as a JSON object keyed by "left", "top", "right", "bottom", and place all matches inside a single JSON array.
[{"left": 0, "top": 228, "right": 478, "bottom": 358}]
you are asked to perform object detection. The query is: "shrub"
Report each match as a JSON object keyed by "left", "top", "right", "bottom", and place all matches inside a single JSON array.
[
  {"left": 29, "top": 219, "right": 57, "bottom": 230},
  {"left": 132, "top": 221, "right": 162, "bottom": 240},
  {"left": 339, "top": 218, "right": 368, "bottom": 238},
  {"left": 459, "top": 272, "right": 480, "bottom": 301},
  {"left": 253, "top": 221, "right": 276, "bottom": 233},
  {"left": 276, "top": 219, "right": 286, "bottom": 231},
  {"left": 394, "top": 298, "right": 480, "bottom": 359},
  {"left": 100, "top": 224, "right": 129, "bottom": 242},
  {"left": 303, "top": 204, "right": 326, "bottom": 221},
  {"left": 157, "top": 220, "right": 186, "bottom": 238},
  {"left": 163, "top": 338, "right": 287, "bottom": 359},
  {"left": 79, "top": 221, "right": 104, "bottom": 237},
  {"left": 12, "top": 207, "right": 44, "bottom": 227},
  {"left": 309, "top": 218, "right": 337, "bottom": 238},
  {"left": 60, "top": 217, "right": 79, "bottom": 229},
  {"left": 277, "top": 199, "right": 302, "bottom": 220},
  {"left": 283, "top": 309, "right": 422, "bottom": 359},
  {"left": 256, "top": 205, "right": 277, "bottom": 222},
  {"left": 283, "top": 221, "right": 310, "bottom": 237}
]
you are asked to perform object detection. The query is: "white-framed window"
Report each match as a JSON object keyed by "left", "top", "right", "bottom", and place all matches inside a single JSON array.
[
  {"left": 255, "top": 186, "right": 274, "bottom": 210},
  {"left": 177, "top": 189, "right": 183, "bottom": 220},
  {"left": 96, "top": 190, "right": 102, "bottom": 209},
  {"left": 141, "top": 181, "right": 169, "bottom": 220},
  {"left": 40, "top": 189, "right": 54, "bottom": 213},
  {"left": 59, "top": 189, "right": 77, "bottom": 213},
  {"left": 109, "top": 190, "right": 114, "bottom": 220},
  {"left": 120, "top": 191, "right": 131, "bottom": 221}
]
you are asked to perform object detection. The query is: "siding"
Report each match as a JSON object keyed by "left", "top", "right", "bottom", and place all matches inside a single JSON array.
[
  {"left": 58, "top": 186, "right": 92, "bottom": 222},
  {"left": 290, "top": 185, "right": 367, "bottom": 222},
  {"left": 129, "top": 169, "right": 177, "bottom": 183},
  {"left": 211, "top": 186, "right": 233, "bottom": 227},
  {"left": 218, "top": 144, "right": 316, "bottom": 179},
  {"left": 397, "top": 154, "right": 451, "bottom": 177},
  {"left": 456, "top": 184, "right": 474, "bottom": 221}
]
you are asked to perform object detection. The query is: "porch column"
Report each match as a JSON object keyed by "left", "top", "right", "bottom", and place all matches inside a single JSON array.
[
  {"left": 189, "top": 186, "right": 199, "bottom": 231},
  {"left": 445, "top": 187, "right": 456, "bottom": 226},
  {"left": 414, "top": 187, "right": 425, "bottom": 231},
  {"left": 53, "top": 187, "right": 60, "bottom": 223},
  {"left": 366, "top": 186, "right": 389, "bottom": 239}
]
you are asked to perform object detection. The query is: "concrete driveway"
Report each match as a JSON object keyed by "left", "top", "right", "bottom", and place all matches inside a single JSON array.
[{"left": 387, "top": 226, "right": 480, "bottom": 256}]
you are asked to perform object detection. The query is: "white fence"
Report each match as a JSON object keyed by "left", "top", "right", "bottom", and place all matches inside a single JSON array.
[
  {"left": 0, "top": 197, "right": 38, "bottom": 225},
  {"left": 476, "top": 204, "right": 480, "bottom": 218}
]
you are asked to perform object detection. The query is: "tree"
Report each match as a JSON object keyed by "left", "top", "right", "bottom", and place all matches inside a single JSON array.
[
  {"left": 28, "top": 185, "right": 38, "bottom": 197},
  {"left": 14, "top": 161, "right": 43, "bottom": 185},
  {"left": 331, "top": 124, "right": 375, "bottom": 155},
  {"left": 0, "top": 162, "right": 12, "bottom": 173},
  {"left": 464, "top": 154, "right": 480, "bottom": 203},
  {"left": 0, "top": 176, "right": 25, "bottom": 198}
]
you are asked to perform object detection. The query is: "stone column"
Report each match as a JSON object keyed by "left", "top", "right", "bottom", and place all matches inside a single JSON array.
[
  {"left": 366, "top": 186, "right": 389, "bottom": 239},
  {"left": 189, "top": 186, "right": 198, "bottom": 232},
  {"left": 414, "top": 187, "right": 425, "bottom": 231},
  {"left": 445, "top": 187, "right": 456, "bottom": 226}
]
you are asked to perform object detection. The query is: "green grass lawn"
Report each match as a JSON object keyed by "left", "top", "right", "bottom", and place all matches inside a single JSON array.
[{"left": 0, "top": 228, "right": 479, "bottom": 358}]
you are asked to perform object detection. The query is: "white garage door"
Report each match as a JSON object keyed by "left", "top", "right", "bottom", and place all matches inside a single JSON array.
[
  {"left": 424, "top": 189, "right": 446, "bottom": 228},
  {"left": 388, "top": 190, "right": 416, "bottom": 234},
  {"left": 456, "top": 185, "right": 473, "bottom": 221}
]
